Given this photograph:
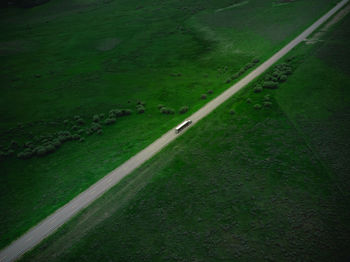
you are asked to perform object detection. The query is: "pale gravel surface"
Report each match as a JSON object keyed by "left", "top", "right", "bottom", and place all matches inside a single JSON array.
[{"left": 0, "top": 0, "right": 348, "bottom": 261}]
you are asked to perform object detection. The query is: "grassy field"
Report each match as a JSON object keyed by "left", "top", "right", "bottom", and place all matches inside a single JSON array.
[
  {"left": 20, "top": 10, "right": 350, "bottom": 262},
  {"left": 0, "top": 0, "right": 339, "bottom": 248}
]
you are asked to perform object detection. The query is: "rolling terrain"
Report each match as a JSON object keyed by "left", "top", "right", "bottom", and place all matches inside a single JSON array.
[
  {"left": 19, "top": 6, "right": 350, "bottom": 262},
  {"left": 0, "top": 0, "right": 340, "bottom": 249}
]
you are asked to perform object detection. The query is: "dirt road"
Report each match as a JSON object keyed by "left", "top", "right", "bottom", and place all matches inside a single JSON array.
[{"left": 0, "top": 0, "right": 348, "bottom": 261}]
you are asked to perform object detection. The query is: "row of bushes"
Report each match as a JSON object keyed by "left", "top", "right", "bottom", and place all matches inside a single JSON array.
[{"left": 226, "top": 58, "right": 260, "bottom": 84}]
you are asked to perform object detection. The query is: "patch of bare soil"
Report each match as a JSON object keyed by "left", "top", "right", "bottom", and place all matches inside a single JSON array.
[
  {"left": 306, "top": 4, "right": 350, "bottom": 44},
  {"left": 96, "top": 37, "right": 120, "bottom": 51}
]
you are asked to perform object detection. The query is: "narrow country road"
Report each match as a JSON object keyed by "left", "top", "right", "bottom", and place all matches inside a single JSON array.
[{"left": 0, "top": 0, "right": 348, "bottom": 261}]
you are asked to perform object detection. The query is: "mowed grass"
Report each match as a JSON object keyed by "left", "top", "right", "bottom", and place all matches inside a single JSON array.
[
  {"left": 0, "top": 0, "right": 337, "bottom": 248},
  {"left": 21, "top": 12, "right": 350, "bottom": 262}
]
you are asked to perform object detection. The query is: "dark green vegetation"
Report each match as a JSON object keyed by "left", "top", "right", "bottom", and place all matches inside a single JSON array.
[
  {"left": 0, "top": 0, "right": 340, "bottom": 248},
  {"left": 21, "top": 10, "right": 350, "bottom": 262}
]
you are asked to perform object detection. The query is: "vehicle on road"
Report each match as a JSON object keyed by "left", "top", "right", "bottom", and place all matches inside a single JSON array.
[{"left": 175, "top": 120, "right": 192, "bottom": 134}]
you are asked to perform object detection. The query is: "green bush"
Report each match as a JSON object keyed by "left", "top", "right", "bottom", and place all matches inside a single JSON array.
[
  {"left": 91, "top": 123, "right": 102, "bottom": 132},
  {"left": 264, "top": 101, "right": 272, "bottom": 107},
  {"left": 17, "top": 149, "right": 34, "bottom": 159},
  {"left": 263, "top": 81, "right": 278, "bottom": 89},
  {"left": 71, "top": 125, "right": 79, "bottom": 131},
  {"left": 238, "top": 68, "right": 245, "bottom": 75},
  {"left": 72, "top": 134, "right": 80, "bottom": 140},
  {"left": 122, "top": 109, "right": 132, "bottom": 116},
  {"left": 36, "top": 146, "right": 48, "bottom": 156},
  {"left": 229, "top": 109, "right": 235, "bottom": 115},
  {"left": 231, "top": 73, "right": 240, "bottom": 79},
  {"left": 207, "top": 90, "right": 213, "bottom": 94},
  {"left": 254, "top": 85, "right": 263, "bottom": 93},
  {"left": 79, "top": 137, "right": 85, "bottom": 142},
  {"left": 264, "top": 95, "right": 271, "bottom": 101},
  {"left": 272, "top": 71, "right": 280, "bottom": 77},
  {"left": 104, "top": 117, "right": 116, "bottom": 125},
  {"left": 99, "top": 113, "right": 105, "bottom": 119},
  {"left": 244, "top": 63, "right": 254, "bottom": 70},
  {"left": 160, "top": 107, "right": 174, "bottom": 114},
  {"left": 74, "top": 115, "right": 81, "bottom": 120},
  {"left": 252, "top": 58, "right": 260, "bottom": 63},
  {"left": 179, "top": 106, "right": 189, "bottom": 114},
  {"left": 76, "top": 118, "right": 85, "bottom": 125},
  {"left": 10, "top": 140, "right": 19, "bottom": 148},
  {"left": 63, "top": 119, "right": 69, "bottom": 125},
  {"left": 225, "top": 79, "right": 231, "bottom": 84},
  {"left": 279, "top": 75, "right": 287, "bottom": 82},
  {"left": 77, "top": 129, "right": 85, "bottom": 135},
  {"left": 97, "top": 129, "right": 103, "bottom": 135},
  {"left": 246, "top": 98, "right": 252, "bottom": 104},
  {"left": 201, "top": 94, "right": 207, "bottom": 99},
  {"left": 52, "top": 139, "right": 61, "bottom": 148},
  {"left": 254, "top": 104, "right": 262, "bottom": 110},
  {"left": 45, "top": 144, "right": 55, "bottom": 153},
  {"left": 137, "top": 106, "right": 145, "bottom": 114},
  {"left": 93, "top": 114, "right": 100, "bottom": 122}
]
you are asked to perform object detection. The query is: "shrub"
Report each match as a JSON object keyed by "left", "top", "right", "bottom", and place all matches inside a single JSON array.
[
  {"left": 86, "top": 130, "right": 93, "bottom": 136},
  {"left": 263, "top": 81, "right": 278, "bottom": 89},
  {"left": 137, "top": 101, "right": 146, "bottom": 106},
  {"left": 122, "top": 109, "right": 132, "bottom": 116},
  {"left": 79, "top": 137, "right": 85, "bottom": 142},
  {"left": 239, "top": 68, "right": 245, "bottom": 75},
  {"left": 225, "top": 79, "right": 231, "bottom": 84},
  {"left": 104, "top": 117, "right": 116, "bottom": 125},
  {"left": 231, "top": 73, "right": 240, "bottom": 79},
  {"left": 99, "top": 113, "right": 105, "bottom": 119},
  {"left": 246, "top": 98, "right": 252, "bottom": 103},
  {"left": 137, "top": 106, "right": 145, "bottom": 114},
  {"left": 71, "top": 125, "right": 79, "bottom": 131},
  {"left": 36, "top": 146, "right": 47, "bottom": 156},
  {"left": 158, "top": 104, "right": 165, "bottom": 109},
  {"left": 24, "top": 141, "right": 34, "bottom": 148},
  {"left": 229, "top": 109, "right": 235, "bottom": 115},
  {"left": 10, "top": 140, "right": 19, "bottom": 148},
  {"left": 97, "top": 129, "right": 103, "bottom": 135},
  {"left": 45, "top": 144, "right": 55, "bottom": 153},
  {"left": 77, "top": 129, "right": 85, "bottom": 135},
  {"left": 91, "top": 123, "right": 102, "bottom": 132},
  {"left": 76, "top": 118, "right": 85, "bottom": 125},
  {"left": 254, "top": 104, "right": 262, "bottom": 110},
  {"left": 207, "top": 90, "right": 213, "bottom": 94},
  {"left": 272, "top": 71, "right": 280, "bottom": 77},
  {"left": 252, "top": 58, "right": 260, "bottom": 63},
  {"left": 72, "top": 134, "right": 81, "bottom": 140},
  {"left": 179, "top": 106, "right": 189, "bottom": 114},
  {"left": 254, "top": 85, "right": 263, "bottom": 93},
  {"left": 265, "top": 74, "right": 272, "bottom": 81},
  {"left": 161, "top": 107, "right": 174, "bottom": 114},
  {"left": 74, "top": 115, "right": 81, "bottom": 120},
  {"left": 244, "top": 63, "right": 254, "bottom": 70},
  {"left": 93, "top": 114, "right": 100, "bottom": 122},
  {"left": 279, "top": 75, "right": 287, "bottom": 82},
  {"left": 201, "top": 94, "right": 207, "bottom": 100},
  {"left": 264, "top": 101, "right": 272, "bottom": 107},
  {"left": 52, "top": 139, "right": 61, "bottom": 148},
  {"left": 264, "top": 95, "right": 271, "bottom": 101},
  {"left": 160, "top": 107, "right": 169, "bottom": 114},
  {"left": 63, "top": 119, "right": 69, "bottom": 125},
  {"left": 284, "top": 68, "right": 292, "bottom": 75},
  {"left": 17, "top": 149, "right": 34, "bottom": 159}
]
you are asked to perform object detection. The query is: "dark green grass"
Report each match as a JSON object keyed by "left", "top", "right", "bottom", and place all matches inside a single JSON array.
[
  {"left": 0, "top": 0, "right": 337, "bottom": 248},
  {"left": 21, "top": 13, "right": 350, "bottom": 262}
]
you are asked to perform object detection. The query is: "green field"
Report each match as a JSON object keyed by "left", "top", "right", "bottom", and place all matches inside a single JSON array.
[
  {"left": 0, "top": 0, "right": 341, "bottom": 249},
  {"left": 20, "top": 9, "right": 350, "bottom": 262}
]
